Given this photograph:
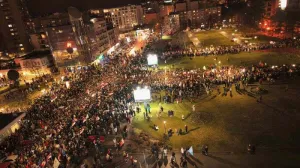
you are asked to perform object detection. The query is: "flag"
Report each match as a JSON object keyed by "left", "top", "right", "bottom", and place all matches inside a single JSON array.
[
  {"left": 188, "top": 146, "right": 194, "bottom": 156},
  {"left": 53, "top": 158, "right": 60, "bottom": 168}
]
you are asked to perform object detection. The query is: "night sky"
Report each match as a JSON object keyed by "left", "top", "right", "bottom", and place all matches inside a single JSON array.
[{"left": 27, "top": 0, "right": 143, "bottom": 16}]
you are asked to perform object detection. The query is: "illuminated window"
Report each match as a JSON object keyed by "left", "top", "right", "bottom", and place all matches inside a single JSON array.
[
  {"left": 20, "top": 48, "right": 24, "bottom": 51},
  {"left": 41, "top": 34, "right": 46, "bottom": 39},
  {"left": 5, "top": 16, "right": 9, "bottom": 19},
  {"left": 19, "top": 44, "right": 23, "bottom": 47},
  {"left": 10, "top": 29, "right": 14, "bottom": 31},
  {"left": 11, "top": 33, "right": 14, "bottom": 36},
  {"left": 8, "top": 24, "right": 12, "bottom": 27}
]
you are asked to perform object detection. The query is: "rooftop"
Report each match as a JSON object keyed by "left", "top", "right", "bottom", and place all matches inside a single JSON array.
[
  {"left": 19, "top": 50, "right": 52, "bottom": 60},
  {"left": 0, "top": 113, "right": 23, "bottom": 130}
]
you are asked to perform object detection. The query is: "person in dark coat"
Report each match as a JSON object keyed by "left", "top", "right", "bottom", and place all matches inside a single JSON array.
[{"left": 185, "top": 125, "right": 188, "bottom": 133}]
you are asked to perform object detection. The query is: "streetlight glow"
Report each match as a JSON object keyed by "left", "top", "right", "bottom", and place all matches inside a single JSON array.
[{"left": 280, "top": 0, "right": 287, "bottom": 10}]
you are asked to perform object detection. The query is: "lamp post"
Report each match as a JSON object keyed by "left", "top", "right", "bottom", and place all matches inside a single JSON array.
[{"left": 164, "top": 121, "right": 166, "bottom": 133}]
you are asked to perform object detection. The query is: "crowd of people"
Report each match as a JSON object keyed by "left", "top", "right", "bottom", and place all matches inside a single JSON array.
[
  {"left": 0, "top": 30, "right": 300, "bottom": 168},
  {"left": 0, "top": 41, "right": 155, "bottom": 168},
  {"left": 2, "top": 74, "right": 54, "bottom": 101},
  {"left": 161, "top": 37, "right": 300, "bottom": 59}
]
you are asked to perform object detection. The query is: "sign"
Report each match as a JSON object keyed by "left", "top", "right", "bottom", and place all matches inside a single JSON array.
[
  {"left": 133, "top": 87, "right": 151, "bottom": 102},
  {"left": 147, "top": 54, "right": 158, "bottom": 66}
]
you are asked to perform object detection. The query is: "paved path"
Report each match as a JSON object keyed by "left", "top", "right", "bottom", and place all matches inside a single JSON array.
[{"left": 219, "top": 31, "right": 242, "bottom": 44}]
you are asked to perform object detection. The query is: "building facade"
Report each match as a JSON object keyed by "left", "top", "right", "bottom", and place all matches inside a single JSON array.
[
  {"left": 68, "top": 7, "right": 92, "bottom": 64},
  {"left": 162, "top": 12, "right": 180, "bottom": 35},
  {"left": 14, "top": 50, "right": 56, "bottom": 76},
  {"left": 159, "top": 4, "right": 174, "bottom": 17},
  {"left": 89, "top": 18, "right": 109, "bottom": 59},
  {"left": 179, "top": 6, "right": 221, "bottom": 29},
  {"left": 0, "top": 0, "right": 33, "bottom": 54},
  {"left": 104, "top": 5, "right": 143, "bottom": 32}
]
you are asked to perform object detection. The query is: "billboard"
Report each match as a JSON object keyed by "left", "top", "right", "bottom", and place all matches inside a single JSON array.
[
  {"left": 147, "top": 54, "right": 158, "bottom": 66},
  {"left": 133, "top": 87, "right": 151, "bottom": 102}
]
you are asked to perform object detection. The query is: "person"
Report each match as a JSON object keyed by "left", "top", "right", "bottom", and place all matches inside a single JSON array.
[
  {"left": 181, "top": 147, "right": 185, "bottom": 156},
  {"left": 123, "top": 151, "right": 129, "bottom": 163},
  {"left": 181, "top": 114, "right": 185, "bottom": 120},
  {"left": 247, "top": 144, "right": 256, "bottom": 154},
  {"left": 179, "top": 128, "right": 183, "bottom": 135},
  {"left": 147, "top": 104, "right": 151, "bottom": 113},
  {"left": 113, "top": 137, "right": 117, "bottom": 147},
  {"left": 202, "top": 145, "right": 208, "bottom": 156},
  {"left": 180, "top": 155, "right": 184, "bottom": 167},
  {"left": 106, "top": 153, "right": 112, "bottom": 162},
  {"left": 163, "top": 147, "right": 168, "bottom": 158},
  {"left": 192, "top": 104, "right": 195, "bottom": 112},
  {"left": 180, "top": 156, "right": 187, "bottom": 168},
  {"left": 185, "top": 125, "right": 188, "bottom": 133},
  {"left": 114, "top": 127, "right": 118, "bottom": 135},
  {"left": 171, "top": 152, "right": 176, "bottom": 163},
  {"left": 154, "top": 124, "right": 159, "bottom": 131},
  {"left": 130, "top": 156, "right": 134, "bottom": 166},
  {"left": 136, "top": 105, "right": 140, "bottom": 113}
]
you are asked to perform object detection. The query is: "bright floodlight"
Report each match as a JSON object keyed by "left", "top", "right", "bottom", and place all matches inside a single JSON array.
[
  {"left": 280, "top": 0, "right": 287, "bottom": 10},
  {"left": 133, "top": 87, "right": 151, "bottom": 102},
  {"left": 147, "top": 54, "right": 158, "bottom": 66}
]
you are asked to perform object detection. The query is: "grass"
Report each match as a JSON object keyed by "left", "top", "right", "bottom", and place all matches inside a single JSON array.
[
  {"left": 134, "top": 47, "right": 300, "bottom": 152},
  {"left": 223, "top": 28, "right": 280, "bottom": 44},
  {"left": 133, "top": 79, "right": 300, "bottom": 152},
  {"left": 162, "top": 51, "right": 300, "bottom": 69},
  {"left": 195, "top": 30, "right": 234, "bottom": 46}
]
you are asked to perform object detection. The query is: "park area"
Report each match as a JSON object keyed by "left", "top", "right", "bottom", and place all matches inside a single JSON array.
[
  {"left": 133, "top": 69, "right": 300, "bottom": 153},
  {"left": 132, "top": 31, "right": 300, "bottom": 154},
  {"left": 194, "top": 30, "right": 234, "bottom": 46},
  {"left": 164, "top": 50, "right": 300, "bottom": 69}
]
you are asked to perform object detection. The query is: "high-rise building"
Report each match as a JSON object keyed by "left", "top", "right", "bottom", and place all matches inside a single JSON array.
[
  {"left": 0, "top": 0, "right": 33, "bottom": 54},
  {"left": 103, "top": 5, "right": 144, "bottom": 32},
  {"left": 286, "top": 0, "right": 300, "bottom": 11},
  {"left": 88, "top": 9, "right": 119, "bottom": 56},
  {"left": 88, "top": 18, "right": 109, "bottom": 59},
  {"left": 68, "top": 7, "right": 92, "bottom": 64},
  {"left": 179, "top": 6, "right": 221, "bottom": 29},
  {"left": 32, "top": 13, "right": 79, "bottom": 65}
]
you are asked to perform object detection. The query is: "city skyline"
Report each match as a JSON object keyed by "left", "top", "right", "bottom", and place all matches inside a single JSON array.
[{"left": 27, "top": 0, "right": 143, "bottom": 15}]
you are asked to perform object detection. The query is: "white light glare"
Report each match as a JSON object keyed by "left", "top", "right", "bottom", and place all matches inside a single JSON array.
[{"left": 280, "top": 0, "right": 287, "bottom": 10}]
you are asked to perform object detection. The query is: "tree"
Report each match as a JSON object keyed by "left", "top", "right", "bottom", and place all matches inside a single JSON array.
[
  {"left": 244, "top": 0, "right": 266, "bottom": 26},
  {"left": 223, "top": 0, "right": 265, "bottom": 27},
  {"left": 271, "top": 8, "right": 286, "bottom": 33}
]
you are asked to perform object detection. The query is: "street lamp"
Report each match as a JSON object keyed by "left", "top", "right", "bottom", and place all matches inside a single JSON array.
[{"left": 163, "top": 121, "right": 166, "bottom": 133}]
